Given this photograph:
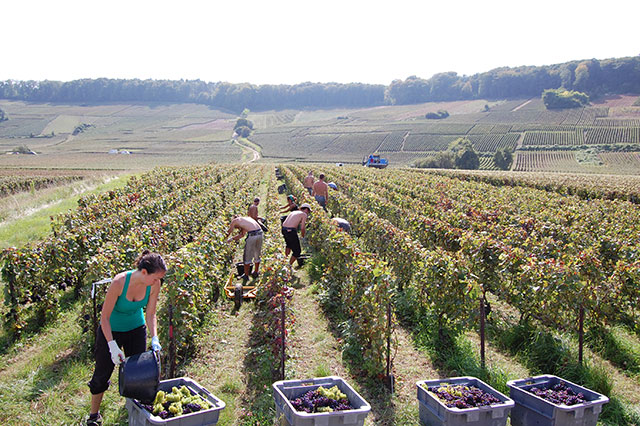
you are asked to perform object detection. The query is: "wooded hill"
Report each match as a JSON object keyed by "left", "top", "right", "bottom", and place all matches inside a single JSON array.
[{"left": 1, "top": 56, "right": 639, "bottom": 112}]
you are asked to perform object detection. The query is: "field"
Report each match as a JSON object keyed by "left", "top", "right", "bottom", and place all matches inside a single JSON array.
[
  {"left": 0, "top": 164, "right": 639, "bottom": 426},
  {"left": 0, "top": 101, "right": 243, "bottom": 169},
  {"left": 0, "top": 97, "right": 639, "bottom": 425},
  {"left": 2, "top": 96, "right": 640, "bottom": 173}
]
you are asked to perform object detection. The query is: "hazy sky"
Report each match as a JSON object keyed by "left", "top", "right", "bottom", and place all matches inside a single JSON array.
[{"left": 3, "top": 0, "right": 638, "bottom": 85}]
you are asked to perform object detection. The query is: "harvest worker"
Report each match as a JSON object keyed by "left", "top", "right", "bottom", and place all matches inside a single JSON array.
[
  {"left": 86, "top": 251, "right": 166, "bottom": 426},
  {"left": 280, "top": 194, "right": 299, "bottom": 213},
  {"left": 226, "top": 215, "right": 263, "bottom": 280},
  {"left": 331, "top": 217, "right": 351, "bottom": 233},
  {"left": 303, "top": 170, "right": 315, "bottom": 195},
  {"left": 248, "top": 197, "right": 268, "bottom": 232},
  {"left": 282, "top": 203, "right": 311, "bottom": 266},
  {"left": 247, "top": 197, "right": 262, "bottom": 221},
  {"left": 312, "top": 174, "right": 329, "bottom": 211}
]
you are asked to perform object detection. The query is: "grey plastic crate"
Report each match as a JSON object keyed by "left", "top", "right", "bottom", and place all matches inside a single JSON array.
[
  {"left": 272, "top": 376, "right": 371, "bottom": 426},
  {"left": 417, "top": 376, "right": 514, "bottom": 426},
  {"left": 126, "top": 377, "right": 226, "bottom": 426},
  {"left": 507, "top": 375, "right": 609, "bottom": 426}
]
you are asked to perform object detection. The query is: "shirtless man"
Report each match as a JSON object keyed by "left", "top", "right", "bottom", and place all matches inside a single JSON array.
[
  {"left": 281, "top": 203, "right": 311, "bottom": 266},
  {"left": 312, "top": 173, "right": 329, "bottom": 211},
  {"left": 247, "top": 197, "right": 262, "bottom": 221},
  {"left": 303, "top": 171, "right": 315, "bottom": 195},
  {"left": 226, "top": 215, "right": 263, "bottom": 279}
]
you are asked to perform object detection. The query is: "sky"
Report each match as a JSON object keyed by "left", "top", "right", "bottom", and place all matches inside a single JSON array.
[{"left": 3, "top": 0, "right": 639, "bottom": 86}]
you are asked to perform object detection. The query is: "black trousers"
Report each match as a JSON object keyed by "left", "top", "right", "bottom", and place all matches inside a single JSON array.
[{"left": 88, "top": 324, "right": 146, "bottom": 394}]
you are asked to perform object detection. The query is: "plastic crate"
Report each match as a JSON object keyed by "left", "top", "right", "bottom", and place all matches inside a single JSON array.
[
  {"left": 126, "top": 377, "right": 225, "bottom": 426},
  {"left": 417, "top": 377, "right": 514, "bottom": 426},
  {"left": 507, "top": 375, "right": 609, "bottom": 426},
  {"left": 272, "top": 376, "right": 371, "bottom": 426}
]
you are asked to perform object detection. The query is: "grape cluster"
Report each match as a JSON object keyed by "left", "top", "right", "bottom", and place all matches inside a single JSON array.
[
  {"left": 290, "top": 386, "right": 354, "bottom": 413},
  {"left": 138, "top": 385, "right": 212, "bottom": 419},
  {"left": 527, "top": 382, "right": 586, "bottom": 406},
  {"left": 427, "top": 384, "right": 501, "bottom": 409}
]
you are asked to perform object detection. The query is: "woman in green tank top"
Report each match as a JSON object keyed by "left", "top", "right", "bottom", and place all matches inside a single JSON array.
[{"left": 86, "top": 251, "right": 167, "bottom": 426}]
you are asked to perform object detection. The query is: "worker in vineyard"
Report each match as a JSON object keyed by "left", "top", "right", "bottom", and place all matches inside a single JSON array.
[
  {"left": 331, "top": 217, "right": 351, "bottom": 233},
  {"left": 226, "top": 215, "right": 263, "bottom": 280},
  {"left": 312, "top": 173, "right": 329, "bottom": 211},
  {"left": 303, "top": 170, "right": 315, "bottom": 195},
  {"left": 282, "top": 203, "right": 311, "bottom": 266},
  {"left": 248, "top": 196, "right": 268, "bottom": 232},
  {"left": 280, "top": 194, "right": 299, "bottom": 213},
  {"left": 86, "top": 251, "right": 166, "bottom": 426},
  {"left": 247, "top": 197, "right": 262, "bottom": 221}
]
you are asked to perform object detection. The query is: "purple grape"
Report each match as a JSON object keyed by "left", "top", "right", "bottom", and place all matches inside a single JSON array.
[
  {"left": 428, "top": 385, "right": 501, "bottom": 408},
  {"left": 526, "top": 382, "right": 586, "bottom": 406}
]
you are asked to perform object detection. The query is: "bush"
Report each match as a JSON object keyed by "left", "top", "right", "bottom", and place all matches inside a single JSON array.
[
  {"left": 425, "top": 110, "right": 449, "bottom": 119},
  {"left": 414, "top": 151, "right": 456, "bottom": 169},
  {"left": 542, "top": 89, "right": 589, "bottom": 109}
]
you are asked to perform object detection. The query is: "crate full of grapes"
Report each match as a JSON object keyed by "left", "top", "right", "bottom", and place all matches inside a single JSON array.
[
  {"left": 272, "top": 376, "right": 371, "bottom": 426},
  {"left": 126, "top": 377, "right": 225, "bottom": 425},
  {"left": 506, "top": 375, "right": 609, "bottom": 426},
  {"left": 417, "top": 376, "right": 514, "bottom": 426}
]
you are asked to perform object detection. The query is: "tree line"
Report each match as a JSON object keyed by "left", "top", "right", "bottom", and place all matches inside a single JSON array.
[{"left": 1, "top": 56, "right": 638, "bottom": 112}]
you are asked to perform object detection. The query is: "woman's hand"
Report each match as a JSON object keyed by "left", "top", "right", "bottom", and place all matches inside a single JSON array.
[
  {"left": 151, "top": 335, "right": 162, "bottom": 352},
  {"left": 108, "top": 340, "right": 125, "bottom": 365}
]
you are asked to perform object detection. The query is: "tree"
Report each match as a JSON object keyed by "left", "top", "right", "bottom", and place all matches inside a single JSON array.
[
  {"left": 235, "top": 126, "right": 252, "bottom": 138},
  {"left": 234, "top": 117, "right": 254, "bottom": 131},
  {"left": 449, "top": 138, "right": 480, "bottom": 170},
  {"left": 414, "top": 151, "right": 456, "bottom": 169},
  {"left": 493, "top": 147, "right": 513, "bottom": 170}
]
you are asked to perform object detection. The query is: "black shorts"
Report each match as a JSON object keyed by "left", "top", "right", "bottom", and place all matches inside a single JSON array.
[
  {"left": 282, "top": 227, "right": 301, "bottom": 258},
  {"left": 88, "top": 324, "right": 147, "bottom": 394}
]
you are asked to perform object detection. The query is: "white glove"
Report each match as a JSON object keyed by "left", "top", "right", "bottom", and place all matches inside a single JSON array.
[
  {"left": 151, "top": 335, "right": 162, "bottom": 352},
  {"left": 108, "top": 340, "right": 125, "bottom": 365}
]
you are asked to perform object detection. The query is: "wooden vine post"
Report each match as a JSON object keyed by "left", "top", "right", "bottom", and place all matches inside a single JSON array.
[
  {"left": 480, "top": 294, "right": 486, "bottom": 369},
  {"left": 385, "top": 300, "right": 394, "bottom": 392},
  {"left": 169, "top": 303, "right": 176, "bottom": 378},
  {"left": 281, "top": 296, "right": 286, "bottom": 381},
  {"left": 578, "top": 305, "right": 584, "bottom": 365}
]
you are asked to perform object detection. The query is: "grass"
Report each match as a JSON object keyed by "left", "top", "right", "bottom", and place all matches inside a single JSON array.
[
  {"left": 0, "top": 174, "right": 129, "bottom": 249},
  {"left": 0, "top": 301, "right": 129, "bottom": 425}
]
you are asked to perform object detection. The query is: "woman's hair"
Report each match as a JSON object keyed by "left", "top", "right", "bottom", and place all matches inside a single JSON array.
[{"left": 135, "top": 250, "right": 167, "bottom": 274}]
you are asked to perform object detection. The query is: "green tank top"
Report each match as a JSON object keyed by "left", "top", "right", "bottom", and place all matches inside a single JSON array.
[{"left": 110, "top": 270, "right": 151, "bottom": 332}]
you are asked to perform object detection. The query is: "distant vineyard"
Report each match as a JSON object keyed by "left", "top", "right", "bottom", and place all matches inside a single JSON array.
[
  {"left": 522, "top": 130, "right": 584, "bottom": 146},
  {"left": 599, "top": 151, "right": 640, "bottom": 170},
  {"left": 478, "top": 156, "right": 498, "bottom": 170},
  {"left": 403, "top": 133, "right": 461, "bottom": 151},
  {"left": 0, "top": 175, "right": 85, "bottom": 197},
  {"left": 468, "top": 133, "right": 520, "bottom": 152},
  {"left": 377, "top": 131, "right": 406, "bottom": 152},
  {"left": 585, "top": 127, "right": 640, "bottom": 144},
  {"left": 513, "top": 151, "right": 578, "bottom": 172},
  {"left": 595, "top": 118, "right": 640, "bottom": 127}
]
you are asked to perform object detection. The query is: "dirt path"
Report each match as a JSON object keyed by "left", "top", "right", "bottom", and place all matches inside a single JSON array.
[
  {"left": 511, "top": 98, "right": 533, "bottom": 112},
  {"left": 234, "top": 138, "right": 261, "bottom": 164},
  {"left": 181, "top": 302, "right": 255, "bottom": 425},
  {"left": 287, "top": 268, "right": 437, "bottom": 425}
]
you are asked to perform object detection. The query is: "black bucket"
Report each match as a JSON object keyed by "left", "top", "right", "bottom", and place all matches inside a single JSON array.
[
  {"left": 236, "top": 262, "right": 248, "bottom": 277},
  {"left": 297, "top": 253, "right": 311, "bottom": 267},
  {"left": 118, "top": 350, "right": 160, "bottom": 403}
]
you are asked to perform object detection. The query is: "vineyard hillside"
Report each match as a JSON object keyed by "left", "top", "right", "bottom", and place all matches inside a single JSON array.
[{"left": 1, "top": 96, "right": 640, "bottom": 173}]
